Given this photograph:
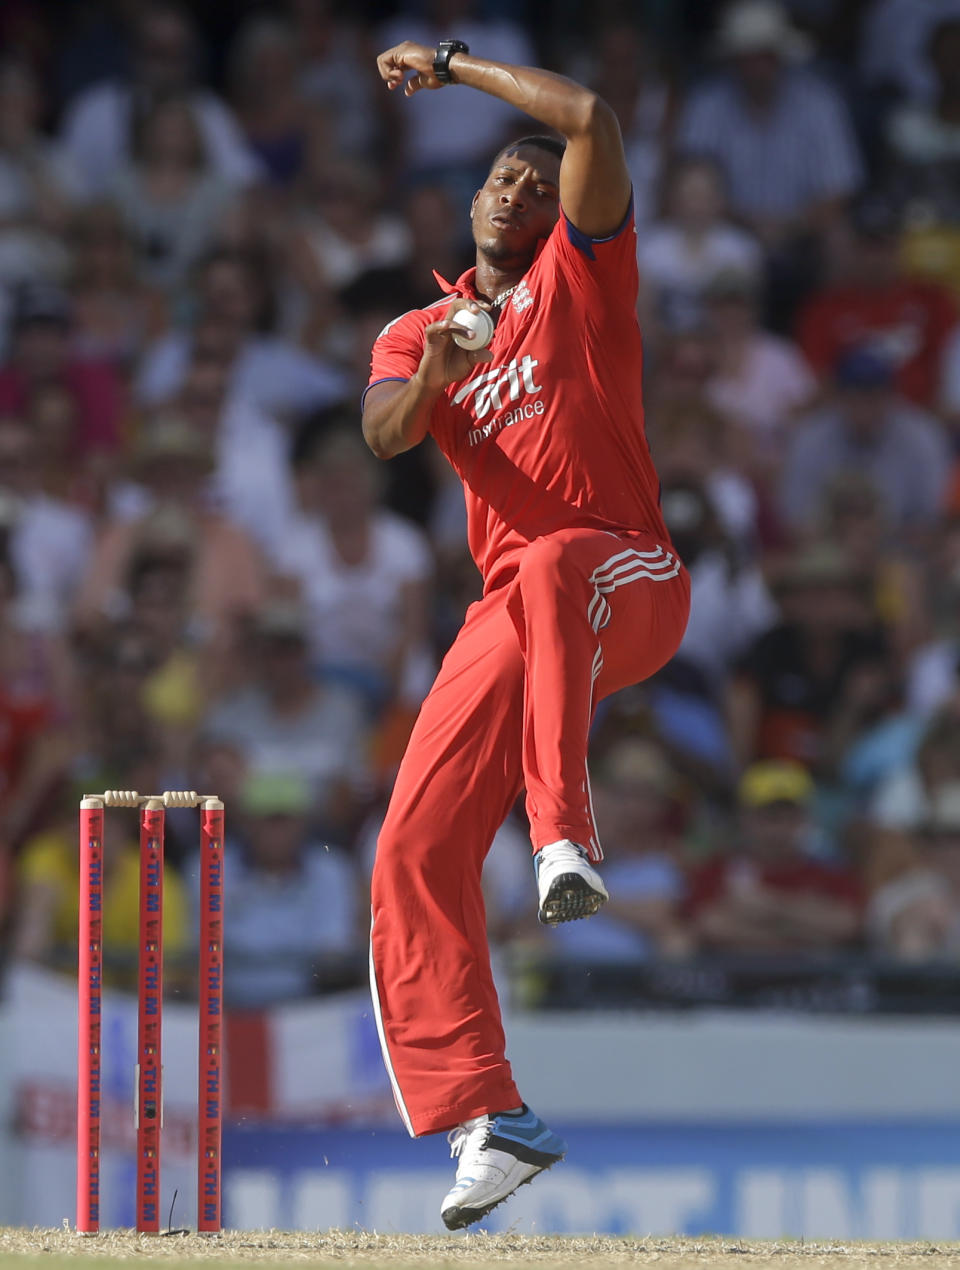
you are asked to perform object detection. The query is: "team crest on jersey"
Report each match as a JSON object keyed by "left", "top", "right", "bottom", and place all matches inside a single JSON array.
[{"left": 511, "top": 281, "right": 533, "bottom": 314}]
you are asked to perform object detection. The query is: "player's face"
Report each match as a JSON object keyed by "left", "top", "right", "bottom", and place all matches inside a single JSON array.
[{"left": 471, "top": 146, "right": 561, "bottom": 268}]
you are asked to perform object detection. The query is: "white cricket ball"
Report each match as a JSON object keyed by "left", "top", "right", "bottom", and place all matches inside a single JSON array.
[{"left": 452, "top": 307, "right": 495, "bottom": 350}]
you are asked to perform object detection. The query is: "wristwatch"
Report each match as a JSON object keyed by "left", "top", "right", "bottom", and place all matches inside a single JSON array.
[{"left": 433, "top": 39, "right": 469, "bottom": 84}]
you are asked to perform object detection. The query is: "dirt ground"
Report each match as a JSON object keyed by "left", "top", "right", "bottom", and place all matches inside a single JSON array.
[{"left": 3, "top": 1230, "right": 960, "bottom": 1270}]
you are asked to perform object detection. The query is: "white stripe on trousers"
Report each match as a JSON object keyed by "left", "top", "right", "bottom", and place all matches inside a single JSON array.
[
  {"left": 582, "top": 543, "right": 680, "bottom": 860},
  {"left": 369, "top": 916, "right": 416, "bottom": 1136},
  {"left": 587, "top": 546, "right": 680, "bottom": 633}
]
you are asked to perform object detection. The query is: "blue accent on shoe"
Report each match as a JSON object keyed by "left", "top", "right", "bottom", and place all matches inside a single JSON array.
[{"left": 485, "top": 1105, "right": 567, "bottom": 1166}]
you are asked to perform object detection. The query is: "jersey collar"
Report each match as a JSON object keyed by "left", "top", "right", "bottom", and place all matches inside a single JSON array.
[{"left": 432, "top": 266, "right": 480, "bottom": 299}]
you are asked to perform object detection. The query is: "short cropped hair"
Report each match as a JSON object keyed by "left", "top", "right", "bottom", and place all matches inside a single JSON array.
[{"left": 491, "top": 134, "right": 566, "bottom": 170}]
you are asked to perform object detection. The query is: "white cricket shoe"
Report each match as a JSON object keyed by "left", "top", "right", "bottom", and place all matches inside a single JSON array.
[
  {"left": 534, "top": 839, "right": 608, "bottom": 925},
  {"left": 440, "top": 1104, "right": 567, "bottom": 1230}
]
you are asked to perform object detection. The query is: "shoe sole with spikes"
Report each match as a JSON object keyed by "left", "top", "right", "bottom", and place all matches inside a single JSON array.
[
  {"left": 538, "top": 871, "right": 608, "bottom": 925},
  {"left": 441, "top": 1154, "right": 565, "bottom": 1230}
]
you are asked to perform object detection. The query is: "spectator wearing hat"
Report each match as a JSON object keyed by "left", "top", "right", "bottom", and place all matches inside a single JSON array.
[
  {"left": 185, "top": 770, "right": 363, "bottom": 1007},
  {"left": 203, "top": 601, "right": 371, "bottom": 837},
  {"left": 867, "top": 782, "right": 960, "bottom": 960},
  {"left": 779, "top": 344, "right": 950, "bottom": 533},
  {"left": 0, "top": 281, "right": 126, "bottom": 458},
  {"left": 729, "top": 542, "right": 889, "bottom": 771},
  {"left": 686, "top": 760, "right": 862, "bottom": 954},
  {"left": 703, "top": 266, "right": 817, "bottom": 461},
  {"left": 676, "top": 2, "right": 863, "bottom": 252},
  {"left": 796, "top": 194, "right": 959, "bottom": 408}
]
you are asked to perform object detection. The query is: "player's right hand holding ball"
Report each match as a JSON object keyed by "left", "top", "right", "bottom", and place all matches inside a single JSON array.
[{"left": 415, "top": 300, "right": 494, "bottom": 394}]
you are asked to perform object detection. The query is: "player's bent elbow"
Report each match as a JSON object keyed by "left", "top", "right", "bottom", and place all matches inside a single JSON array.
[
  {"left": 362, "top": 419, "right": 399, "bottom": 460},
  {"left": 576, "top": 92, "right": 620, "bottom": 142}
]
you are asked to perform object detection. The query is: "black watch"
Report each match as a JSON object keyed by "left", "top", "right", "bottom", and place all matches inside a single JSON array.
[{"left": 433, "top": 39, "right": 469, "bottom": 84}]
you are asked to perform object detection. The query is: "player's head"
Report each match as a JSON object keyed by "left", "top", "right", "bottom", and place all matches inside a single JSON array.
[{"left": 470, "top": 135, "right": 564, "bottom": 270}]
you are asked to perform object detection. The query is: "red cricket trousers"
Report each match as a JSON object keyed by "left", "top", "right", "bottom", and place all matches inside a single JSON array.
[{"left": 369, "top": 527, "right": 690, "bottom": 1135}]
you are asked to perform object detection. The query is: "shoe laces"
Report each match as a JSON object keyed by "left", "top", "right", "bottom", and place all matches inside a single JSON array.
[
  {"left": 447, "top": 1114, "right": 491, "bottom": 1162},
  {"left": 541, "top": 840, "right": 587, "bottom": 871}
]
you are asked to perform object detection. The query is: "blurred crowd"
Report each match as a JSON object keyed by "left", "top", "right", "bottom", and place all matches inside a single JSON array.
[{"left": 2, "top": 0, "right": 960, "bottom": 1007}]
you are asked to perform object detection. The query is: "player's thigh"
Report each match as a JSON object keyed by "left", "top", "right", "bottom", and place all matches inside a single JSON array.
[{"left": 591, "top": 537, "right": 691, "bottom": 699}]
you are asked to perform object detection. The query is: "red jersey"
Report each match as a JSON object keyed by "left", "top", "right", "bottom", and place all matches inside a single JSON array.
[
  {"left": 366, "top": 205, "right": 669, "bottom": 590},
  {"left": 795, "top": 278, "right": 958, "bottom": 406}
]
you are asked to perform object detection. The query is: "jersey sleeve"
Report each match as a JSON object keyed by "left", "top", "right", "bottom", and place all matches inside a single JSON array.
[
  {"left": 363, "top": 308, "right": 431, "bottom": 407},
  {"left": 544, "top": 196, "right": 639, "bottom": 303}
]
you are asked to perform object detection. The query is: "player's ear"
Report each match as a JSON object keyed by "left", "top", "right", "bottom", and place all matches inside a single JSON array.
[{"left": 470, "top": 191, "right": 480, "bottom": 219}]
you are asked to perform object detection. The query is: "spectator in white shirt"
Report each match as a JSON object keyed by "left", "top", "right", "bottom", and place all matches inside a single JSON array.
[
  {"left": 136, "top": 247, "right": 347, "bottom": 418},
  {"left": 108, "top": 92, "right": 237, "bottom": 294},
  {"left": 0, "top": 419, "right": 92, "bottom": 633},
  {"left": 60, "top": 2, "right": 262, "bottom": 198},
  {"left": 291, "top": 158, "right": 412, "bottom": 297},
  {"left": 638, "top": 155, "right": 762, "bottom": 337},
  {"left": 111, "top": 345, "right": 297, "bottom": 562},
  {"left": 273, "top": 424, "right": 434, "bottom": 710}
]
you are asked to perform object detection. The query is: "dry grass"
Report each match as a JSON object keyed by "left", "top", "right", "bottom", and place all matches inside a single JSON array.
[{"left": 2, "top": 1230, "right": 960, "bottom": 1270}]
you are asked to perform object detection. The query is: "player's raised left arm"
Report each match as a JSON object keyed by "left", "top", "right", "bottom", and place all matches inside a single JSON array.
[{"left": 376, "top": 42, "right": 631, "bottom": 238}]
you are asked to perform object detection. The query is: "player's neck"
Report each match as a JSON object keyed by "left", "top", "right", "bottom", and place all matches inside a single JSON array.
[{"left": 474, "top": 258, "right": 528, "bottom": 308}]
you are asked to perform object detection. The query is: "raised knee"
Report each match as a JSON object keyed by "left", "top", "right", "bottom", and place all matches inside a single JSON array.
[{"left": 517, "top": 534, "right": 566, "bottom": 579}]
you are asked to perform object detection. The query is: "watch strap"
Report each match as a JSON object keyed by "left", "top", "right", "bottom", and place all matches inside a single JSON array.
[{"left": 433, "top": 39, "right": 469, "bottom": 84}]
